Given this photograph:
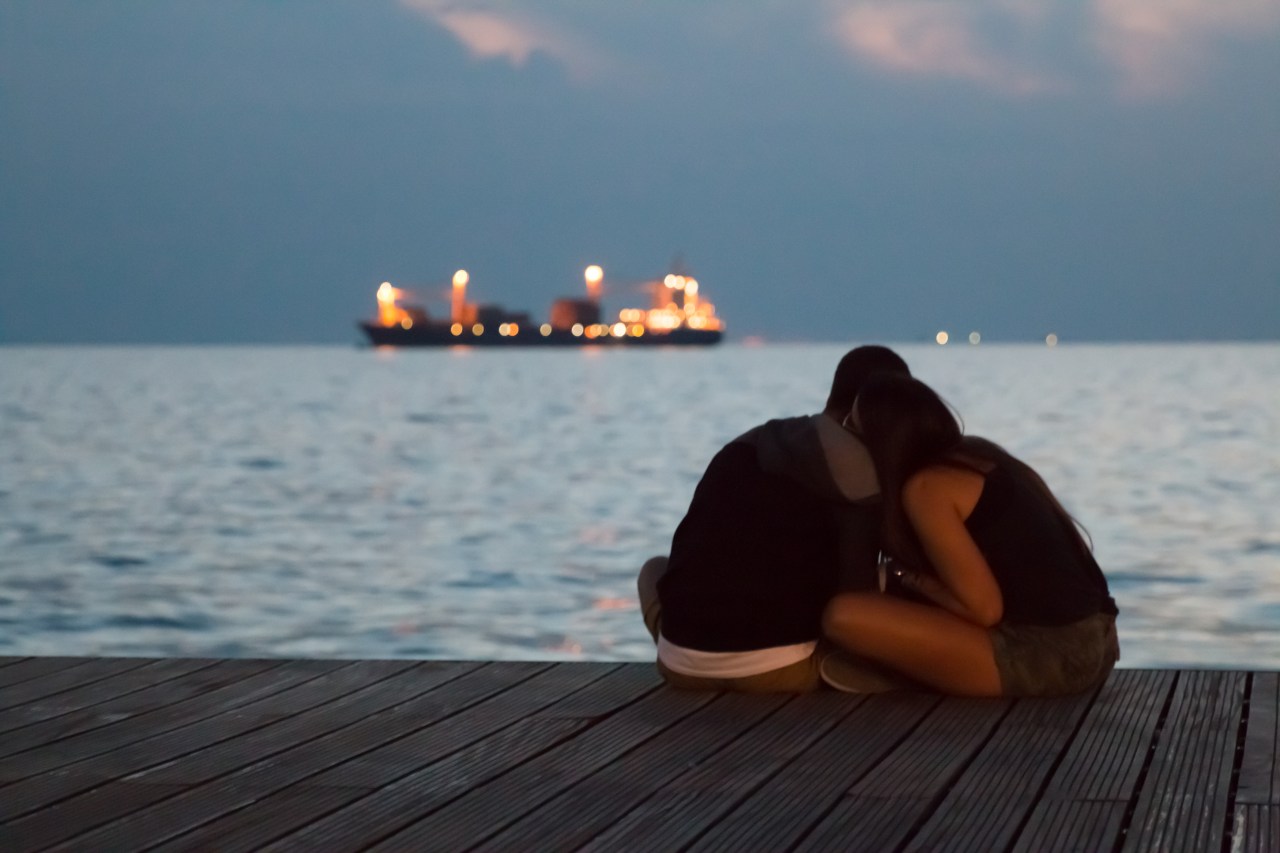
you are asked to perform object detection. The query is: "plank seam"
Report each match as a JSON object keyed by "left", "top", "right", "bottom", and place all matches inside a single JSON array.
[
  {"left": 1222, "top": 672, "right": 1254, "bottom": 853},
  {"left": 298, "top": 665, "right": 647, "bottom": 850},
  {"left": 1001, "top": 678, "right": 1108, "bottom": 853},
  {"left": 1112, "top": 669, "right": 1179, "bottom": 853},
  {"left": 0, "top": 659, "right": 226, "bottom": 739},
  {"left": 782, "top": 694, "right": 946, "bottom": 853},
  {"left": 557, "top": 692, "right": 802, "bottom": 853},
  {"left": 0, "top": 658, "right": 157, "bottom": 712},
  {"left": 660, "top": 694, "right": 870, "bottom": 853},
  {"left": 49, "top": 661, "right": 562, "bottom": 850},
  {"left": 0, "top": 659, "right": 297, "bottom": 779},
  {"left": 0, "top": 660, "right": 368, "bottom": 825},
  {"left": 148, "top": 662, "right": 588, "bottom": 851},
  {"left": 891, "top": 699, "right": 1019, "bottom": 853},
  {"left": 359, "top": 680, "right": 694, "bottom": 851}
]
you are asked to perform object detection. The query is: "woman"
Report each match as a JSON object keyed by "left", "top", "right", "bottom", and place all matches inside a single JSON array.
[{"left": 822, "top": 375, "right": 1119, "bottom": 697}]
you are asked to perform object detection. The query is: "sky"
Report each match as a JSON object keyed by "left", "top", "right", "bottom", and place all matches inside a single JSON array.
[{"left": 1, "top": 0, "right": 1277, "bottom": 343}]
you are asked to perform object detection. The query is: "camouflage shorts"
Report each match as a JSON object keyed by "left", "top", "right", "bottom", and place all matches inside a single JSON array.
[{"left": 991, "top": 612, "right": 1120, "bottom": 697}]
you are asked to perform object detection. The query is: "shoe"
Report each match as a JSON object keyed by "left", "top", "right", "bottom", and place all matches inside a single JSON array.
[{"left": 819, "top": 651, "right": 912, "bottom": 693}]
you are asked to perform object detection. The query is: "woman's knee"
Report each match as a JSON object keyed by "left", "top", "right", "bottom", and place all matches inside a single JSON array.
[{"left": 822, "top": 593, "right": 878, "bottom": 645}]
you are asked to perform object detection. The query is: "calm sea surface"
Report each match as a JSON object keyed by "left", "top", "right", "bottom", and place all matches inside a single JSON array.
[{"left": 1, "top": 343, "right": 1277, "bottom": 668}]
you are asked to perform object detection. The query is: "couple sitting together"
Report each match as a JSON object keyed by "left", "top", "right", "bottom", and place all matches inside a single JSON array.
[{"left": 638, "top": 345, "right": 1119, "bottom": 697}]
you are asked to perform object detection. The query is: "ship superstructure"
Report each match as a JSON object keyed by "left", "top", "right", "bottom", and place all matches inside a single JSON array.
[{"left": 360, "top": 265, "right": 723, "bottom": 347}]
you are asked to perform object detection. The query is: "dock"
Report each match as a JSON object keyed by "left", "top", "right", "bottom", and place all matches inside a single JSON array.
[{"left": 0, "top": 657, "right": 1275, "bottom": 851}]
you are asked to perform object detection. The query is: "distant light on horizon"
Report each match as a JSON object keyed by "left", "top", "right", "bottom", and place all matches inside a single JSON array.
[
  {"left": 935, "top": 331, "right": 949, "bottom": 345},
  {"left": 584, "top": 265, "right": 603, "bottom": 284},
  {"left": 452, "top": 269, "right": 469, "bottom": 288},
  {"left": 969, "top": 331, "right": 981, "bottom": 345},
  {"left": 1046, "top": 333, "right": 1059, "bottom": 347}
]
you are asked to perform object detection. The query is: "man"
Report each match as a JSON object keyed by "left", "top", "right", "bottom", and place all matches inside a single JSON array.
[{"left": 637, "top": 345, "right": 911, "bottom": 692}]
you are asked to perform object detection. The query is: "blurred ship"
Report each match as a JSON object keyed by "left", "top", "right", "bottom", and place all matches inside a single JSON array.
[{"left": 359, "top": 265, "right": 723, "bottom": 347}]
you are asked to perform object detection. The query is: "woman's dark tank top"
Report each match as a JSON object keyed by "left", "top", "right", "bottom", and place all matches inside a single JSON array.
[{"left": 964, "top": 464, "right": 1118, "bottom": 625}]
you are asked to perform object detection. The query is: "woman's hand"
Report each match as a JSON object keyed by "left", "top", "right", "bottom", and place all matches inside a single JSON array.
[{"left": 890, "top": 564, "right": 978, "bottom": 622}]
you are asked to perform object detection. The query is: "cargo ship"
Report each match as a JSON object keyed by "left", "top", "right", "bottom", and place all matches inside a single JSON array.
[{"left": 359, "top": 265, "right": 723, "bottom": 347}]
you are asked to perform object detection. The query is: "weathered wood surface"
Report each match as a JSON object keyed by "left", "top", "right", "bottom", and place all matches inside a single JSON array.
[{"left": 0, "top": 657, "right": 1274, "bottom": 851}]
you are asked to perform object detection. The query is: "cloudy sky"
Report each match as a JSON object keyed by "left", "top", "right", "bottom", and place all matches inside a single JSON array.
[{"left": 1, "top": 0, "right": 1277, "bottom": 343}]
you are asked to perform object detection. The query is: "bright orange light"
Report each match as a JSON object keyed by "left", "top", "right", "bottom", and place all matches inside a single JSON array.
[
  {"left": 685, "top": 278, "right": 698, "bottom": 295},
  {"left": 451, "top": 271, "right": 469, "bottom": 323},
  {"left": 376, "top": 282, "right": 410, "bottom": 327},
  {"left": 647, "top": 307, "right": 682, "bottom": 330},
  {"left": 663, "top": 275, "right": 677, "bottom": 289},
  {"left": 472, "top": 323, "right": 484, "bottom": 335},
  {"left": 508, "top": 322, "right": 519, "bottom": 336},
  {"left": 630, "top": 324, "right": 645, "bottom": 336},
  {"left": 451, "top": 323, "right": 463, "bottom": 336},
  {"left": 400, "top": 318, "right": 413, "bottom": 329}
]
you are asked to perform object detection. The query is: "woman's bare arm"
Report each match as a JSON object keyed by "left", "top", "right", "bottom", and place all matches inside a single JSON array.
[
  {"left": 890, "top": 563, "right": 971, "bottom": 618},
  {"left": 902, "top": 467, "right": 1004, "bottom": 627}
]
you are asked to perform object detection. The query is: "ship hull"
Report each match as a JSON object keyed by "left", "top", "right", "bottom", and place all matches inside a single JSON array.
[{"left": 359, "top": 322, "right": 722, "bottom": 347}]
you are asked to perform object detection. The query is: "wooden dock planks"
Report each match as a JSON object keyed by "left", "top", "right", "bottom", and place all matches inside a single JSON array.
[
  {"left": 0, "top": 658, "right": 1274, "bottom": 851},
  {"left": 1236, "top": 671, "right": 1279, "bottom": 853}
]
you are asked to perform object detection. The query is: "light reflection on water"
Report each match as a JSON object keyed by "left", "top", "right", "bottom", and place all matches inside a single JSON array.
[{"left": 0, "top": 343, "right": 1277, "bottom": 669}]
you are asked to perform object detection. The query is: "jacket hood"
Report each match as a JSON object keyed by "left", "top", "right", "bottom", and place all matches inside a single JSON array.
[{"left": 735, "top": 413, "right": 879, "bottom": 503}]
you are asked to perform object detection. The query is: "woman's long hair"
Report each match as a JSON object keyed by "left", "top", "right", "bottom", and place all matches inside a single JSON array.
[{"left": 854, "top": 375, "right": 1095, "bottom": 572}]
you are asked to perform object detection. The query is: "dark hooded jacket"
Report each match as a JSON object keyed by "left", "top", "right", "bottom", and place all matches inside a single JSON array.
[{"left": 657, "top": 414, "right": 883, "bottom": 652}]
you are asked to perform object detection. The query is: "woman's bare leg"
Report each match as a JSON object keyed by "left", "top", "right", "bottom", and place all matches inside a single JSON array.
[{"left": 823, "top": 592, "right": 1002, "bottom": 696}]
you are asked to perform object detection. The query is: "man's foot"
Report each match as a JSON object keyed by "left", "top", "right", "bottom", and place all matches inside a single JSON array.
[{"left": 819, "top": 651, "right": 914, "bottom": 693}]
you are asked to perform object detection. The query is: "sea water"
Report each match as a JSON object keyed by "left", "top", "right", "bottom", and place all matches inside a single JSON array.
[{"left": 1, "top": 343, "right": 1277, "bottom": 668}]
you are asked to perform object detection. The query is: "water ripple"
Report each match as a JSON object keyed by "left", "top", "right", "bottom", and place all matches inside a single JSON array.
[{"left": 0, "top": 343, "right": 1277, "bottom": 667}]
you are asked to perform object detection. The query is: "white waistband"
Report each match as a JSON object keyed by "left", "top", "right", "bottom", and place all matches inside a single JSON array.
[{"left": 657, "top": 635, "right": 817, "bottom": 679}]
